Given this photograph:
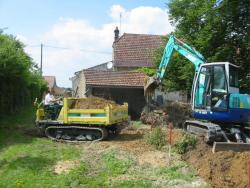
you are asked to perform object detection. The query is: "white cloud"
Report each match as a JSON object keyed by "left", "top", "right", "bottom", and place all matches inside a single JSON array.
[
  {"left": 110, "top": 5, "right": 126, "bottom": 21},
  {"left": 16, "top": 34, "right": 28, "bottom": 44},
  {"left": 20, "top": 5, "right": 174, "bottom": 87}
]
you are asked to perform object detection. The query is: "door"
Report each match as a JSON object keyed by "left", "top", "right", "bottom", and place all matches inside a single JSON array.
[
  {"left": 194, "top": 66, "right": 211, "bottom": 109},
  {"left": 211, "top": 65, "right": 228, "bottom": 111}
]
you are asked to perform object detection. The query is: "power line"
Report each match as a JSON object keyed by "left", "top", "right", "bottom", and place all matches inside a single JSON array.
[
  {"left": 26, "top": 43, "right": 112, "bottom": 54},
  {"left": 26, "top": 44, "right": 41, "bottom": 47}
]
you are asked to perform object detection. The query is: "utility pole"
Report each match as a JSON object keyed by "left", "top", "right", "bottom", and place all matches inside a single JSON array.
[{"left": 40, "top": 43, "right": 43, "bottom": 75}]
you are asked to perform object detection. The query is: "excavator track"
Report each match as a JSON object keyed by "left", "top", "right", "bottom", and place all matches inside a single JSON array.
[
  {"left": 184, "top": 120, "right": 225, "bottom": 143},
  {"left": 184, "top": 120, "right": 250, "bottom": 152},
  {"left": 45, "top": 125, "right": 108, "bottom": 143}
]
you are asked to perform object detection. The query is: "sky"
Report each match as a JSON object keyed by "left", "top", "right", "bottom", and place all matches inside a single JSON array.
[{"left": 0, "top": 0, "right": 174, "bottom": 87}]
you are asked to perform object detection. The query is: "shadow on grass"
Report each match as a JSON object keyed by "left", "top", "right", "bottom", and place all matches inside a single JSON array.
[
  {"left": 108, "top": 133, "right": 144, "bottom": 142},
  {"left": 0, "top": 107, "right": 40, "bottom": 151},
  {"left": 1, "top": 156, "right": 54, "bottom": 172},
  {"left": 0, "top": 107, "right": 36, "bottom": 129},
  {"left": 0, "top": 128, "right": 35, "bottom": 152}
]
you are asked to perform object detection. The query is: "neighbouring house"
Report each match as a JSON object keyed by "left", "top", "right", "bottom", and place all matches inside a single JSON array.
[
  {"left": 70, "top": 27, "right": 187, "bottom": 118},
  {"left": 43, "top": 76, "right": 66, "bottom": 97}
]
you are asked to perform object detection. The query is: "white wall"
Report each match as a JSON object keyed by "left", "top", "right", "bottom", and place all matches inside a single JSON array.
[
  {"left": 153, "top": 89, "right": 188, "bottom": 104},
  {"left": 71, "top": 71, "right": 86, "bottom": 98}
]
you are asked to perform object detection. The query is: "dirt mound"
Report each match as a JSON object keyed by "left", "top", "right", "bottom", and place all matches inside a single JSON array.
[
  {"left": 183, "top": 140, "right": 250, "bottom": 188},
  {"left": 140, "top": 110, "right": 168, "bottom": 127},
  {"left": 71, "top": 97, "right": 119, "bottom": 109},
  {"left": 140, "top": 102, "right": 191, "bottom": 127},
  {"left": 164, "top": 102, "right": 191, "bottom": 127}
]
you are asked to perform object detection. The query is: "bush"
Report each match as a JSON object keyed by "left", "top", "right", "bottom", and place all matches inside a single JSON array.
[
  {"left": 164, "top": 102, "right": 191, "bottom": 128},
  {"left": 145, "top": 127, "right": 166, "bottom": 149},
  {"left": 174, "top": 133, "right": 197, "bottom": 154}
]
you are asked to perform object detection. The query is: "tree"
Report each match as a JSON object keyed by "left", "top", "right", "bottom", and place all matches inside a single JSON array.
[
  {"left": 0, "top": 33, "right": 47, "bottom": 114},
  {"left": 139, "top": 35, "right": 195, "bottom": 97},
  {"left": 168, "top": 0, "right": 250, "bottom": 93}
]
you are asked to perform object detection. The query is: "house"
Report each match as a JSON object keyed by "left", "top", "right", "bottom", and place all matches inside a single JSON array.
[
  {"left": 71, "top": 28, "right": 166, "bottom": 118},
  {"left": 70, "top": 27, "right": 187, "bottom": 118},
  {"left": 43, "top": 76, "right": 66, "bottom": 97}
]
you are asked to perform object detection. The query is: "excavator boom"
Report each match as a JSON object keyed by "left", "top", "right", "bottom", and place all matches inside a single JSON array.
[{"left": 144, "top": 35, "right": 205, "bottom": 95}]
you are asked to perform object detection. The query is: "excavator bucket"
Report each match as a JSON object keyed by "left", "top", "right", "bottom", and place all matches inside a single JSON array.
[
  {"left": 212, "top": 142, "right": 250, "bottom": 153},
  {"left": 144, "top": 77, "right": 158, "bottom": 96}
]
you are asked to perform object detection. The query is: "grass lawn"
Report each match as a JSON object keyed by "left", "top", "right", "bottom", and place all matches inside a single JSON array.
[
  {"left": 0, "top": 108, "right": 83, "bottom": 188},
  {"left": 0, "top": 108, "right": 208, "bottom": 188}
]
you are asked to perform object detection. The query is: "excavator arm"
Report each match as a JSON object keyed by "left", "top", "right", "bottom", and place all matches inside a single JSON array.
[{"left": 144, "top": 35, "right": 206, "bottom": 94}]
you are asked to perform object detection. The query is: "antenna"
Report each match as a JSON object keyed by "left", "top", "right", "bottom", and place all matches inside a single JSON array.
[
  {"left": 40, "top": 43, "right": 43, "bottom": 75},
  {"left": 120, "top": 12, "right": 122, "bottom": 34},
  {"left": 107, "top": 61, "right": 113, "bottom": 69}
]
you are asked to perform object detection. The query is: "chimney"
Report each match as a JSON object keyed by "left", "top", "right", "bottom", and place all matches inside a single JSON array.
[{"left": 114, "top": 26, "right": 119, "bottom": 42}]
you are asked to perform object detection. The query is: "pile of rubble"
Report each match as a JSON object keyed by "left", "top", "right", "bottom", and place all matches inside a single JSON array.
[
  {"left": 164, "top": 101, "right": 191, "bottom": 127},
  {"left": 140, "top": 110, "right": 168, "bottom": 127},
  {"left": 140, "top": 101, "right": 191, "bottom": 127}
]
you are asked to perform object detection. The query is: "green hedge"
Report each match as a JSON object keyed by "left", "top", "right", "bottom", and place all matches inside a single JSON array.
[{"left": 0, "top": 33, "right": 47, "bottom": 114}]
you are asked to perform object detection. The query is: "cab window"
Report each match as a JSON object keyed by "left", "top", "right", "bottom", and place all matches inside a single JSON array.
[{"left": 229, "top": 65, "right": 239, "bottom": 87}]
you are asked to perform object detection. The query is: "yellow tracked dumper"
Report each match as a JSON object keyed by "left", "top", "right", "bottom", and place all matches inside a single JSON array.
[{"left": 35, "top": 98, "right": 128, "bottom": 142}]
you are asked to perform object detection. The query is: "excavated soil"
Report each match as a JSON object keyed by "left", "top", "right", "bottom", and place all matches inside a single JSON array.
[
  {"left": 183, "top": 140, "right": 250, "bottom": 188},
  {"left": 98, "top": 128, "right": 170, "bottom": 167},
  {"left": 140, "top": 102, "right": 191, "bottom": 128},
  {"left": 70, "top": 97, "right": 119, "bottom": 109}
]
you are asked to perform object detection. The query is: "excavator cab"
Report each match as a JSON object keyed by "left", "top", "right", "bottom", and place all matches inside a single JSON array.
[
  {"left": 193, "top": 62, "right": 239, "bottom": 111},
  {"left": 192, "top": 62, "right": 250, "bottom": 125}
]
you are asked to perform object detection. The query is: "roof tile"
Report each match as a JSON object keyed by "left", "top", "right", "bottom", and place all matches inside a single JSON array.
[
  {"left": 113, "top": 33, "right": 164, "bottom": 67},
  {"left": 84, "top": 70, "right": 147, "bottom": 87},
  {"left": 43, "top": 76, "right": 56, "bottom": 89}
]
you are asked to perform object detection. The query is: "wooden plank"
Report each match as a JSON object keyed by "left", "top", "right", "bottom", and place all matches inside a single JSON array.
[{"left": 212, "top": 142, "right": 250, "bottom": 153}]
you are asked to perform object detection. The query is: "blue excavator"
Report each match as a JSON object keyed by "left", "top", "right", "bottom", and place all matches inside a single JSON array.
[{"left": 145, "top": 35, "right": 250, "bottom": 151}]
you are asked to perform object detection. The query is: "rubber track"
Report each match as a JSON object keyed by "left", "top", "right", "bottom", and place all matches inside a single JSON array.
[
  {"left": 185, "top": 120, "right": 223, "bottom": 143},
  {"left": 45, "top": 125, "right": 108, "bottom": 143}
]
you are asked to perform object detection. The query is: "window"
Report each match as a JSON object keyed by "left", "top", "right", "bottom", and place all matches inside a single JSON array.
[
  {"left": 229, "top": 65, "right": 239, "bottom": 87},
  {"left": 213, "top": 66, "right": 227, "bottom": 93},
  {"left": 211, "top": 65, "right": 228, "bottom": 110},
  {"left": 194, "top": 66, "right": 211, "bottom": 108}
]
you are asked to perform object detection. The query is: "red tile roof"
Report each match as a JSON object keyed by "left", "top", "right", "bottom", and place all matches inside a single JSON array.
[
  {"left": 113, "top": 33, "right": 164, "bottom": 68},
  {"left": 43, "top": 76, "right": 56, "bottom": 89},
  {"left": 84, "top": 70, "right": 147, "bottom": 88}
]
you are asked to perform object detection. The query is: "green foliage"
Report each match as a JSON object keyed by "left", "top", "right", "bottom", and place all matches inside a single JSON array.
[
  {"left": 103, "top": 152, "right": 132, "bottom": 175},
  {"left": 152, "top": 35, "right": 195, "bottom": 95},
  {"left": 112, "top": 180, "right": 153, "bottom": 188},
  {"left": 174, "top": 133, "right": 197, "bottom": 154},
  {"left": 157, "top": 164, "right": 195, "bottom": 181},
  {"left": 145, "top": 127, "right": 167, "bottom": 149},
  {"left": 168, "top": 0, "right": 250, "bottom": 93},
  {"left": 131, "top": 121, "right": 143, "bottom": 129},
  {"left": 137, "top": 67, "right": 156, "bottom": 76},
  {"left": 0, "top": 33, "right": 47, "bottom": 115}
]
